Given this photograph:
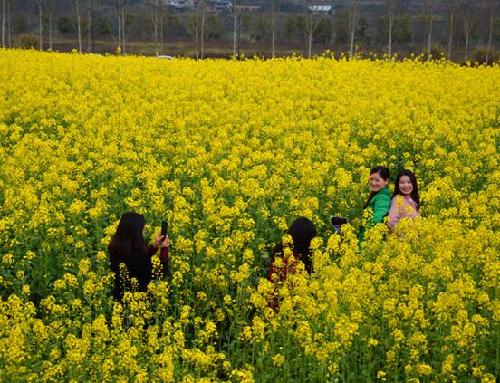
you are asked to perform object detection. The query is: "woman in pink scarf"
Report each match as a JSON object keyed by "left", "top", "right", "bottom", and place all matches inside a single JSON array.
[{"left": 388, "top": 170, "right": 420, "bottom": 233}]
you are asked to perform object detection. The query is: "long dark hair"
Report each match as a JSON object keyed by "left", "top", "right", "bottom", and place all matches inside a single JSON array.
[
  {"left": 364, "top": 166, "right": 390, "bottom": 208},
  {"left": 108, "top": 212, "right": 148, "bottom": 259},
  {"left": 393, "top": 169, "right": 420, "bottom": 210},
  {"left": 273, "top": 216, "right": 317, "bottom": 274},
  {"left": 288, "top": 217, "right": 317, "bottom": 256}
]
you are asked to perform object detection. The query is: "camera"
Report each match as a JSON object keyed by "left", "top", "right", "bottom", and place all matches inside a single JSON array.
[
  {"left": 331, "top": 216, "right": 348, "bottom": 235},
  {"left": 161, "top": 220, "right": 168, "bottom": 240},
  {"left": 331, "top": 216, "right": 348, "bottom": 226}
]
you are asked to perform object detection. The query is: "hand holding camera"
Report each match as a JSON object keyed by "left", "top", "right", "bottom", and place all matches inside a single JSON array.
[
  {"left": 154, "top": 220, "right": 169, "bottom": 247},
  {"left": 331, "top": 216, "right": 348, "bottom": 235}
]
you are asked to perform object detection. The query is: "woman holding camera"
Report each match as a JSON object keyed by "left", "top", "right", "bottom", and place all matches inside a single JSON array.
[
  {"left": 358, "top": 166, "right": 392, "bottom": 242},
  {"left": 108, "top": 212, "right": 169, "bottom": 301}
]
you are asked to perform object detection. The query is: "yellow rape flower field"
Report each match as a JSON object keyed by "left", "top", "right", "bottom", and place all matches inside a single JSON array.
[{"left": 0, "top": 49, "right": 499, "bottom": 382}]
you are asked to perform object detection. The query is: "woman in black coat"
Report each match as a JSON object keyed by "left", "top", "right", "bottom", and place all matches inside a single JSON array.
[{"left": 108, "top": 212, "right": 168, "bottom": 300}]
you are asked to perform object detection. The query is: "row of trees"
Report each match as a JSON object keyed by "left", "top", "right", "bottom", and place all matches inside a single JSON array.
[{"left": 1, "top": 1, "right": 498, "bottom": 61}]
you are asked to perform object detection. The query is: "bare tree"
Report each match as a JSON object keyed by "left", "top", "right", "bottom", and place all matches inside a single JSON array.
[
  {"left": 233, "top": 0, "right": 238, "bottom": 57},
  {"left": 87, "top": 0, "right": 93, "bottom": 52},
  {"left": 1, "top": 0, "right": 5, "bottom": 48},
  {"left": 271, "top": 0, "right": 276, "bottom": 57},
  {"left": 193, "top": 7, "right": 199, "bottom": 58},
  {"left": 231, "top": 0, "right": 244, "bottom": 58},
  {"left": 116, "top": 1, "right": 122, "bottom": 52},
  {"left": 159, "top": 1, "right": 166, "bottom": 54},
  {"left": 150, "top": 0, "right": 160, "bottom": 54},
  {"left": 115, "top": 0, "right": 128, "bottom": 54},
  {"left": 271, "top": 0, "right": 282, "bottom": 58},
  {"left": 347, "top": 0, "right": 361, "bottom": 58},
  {"left": 48, "top": 0, "right": 54, "bottom": 50},
  {"left": 305, "top": 1, "right": 324, "bottom": 58},
  {"left": 446, "top": 0, "right": 457, "bottom": 59},
  {"left": 423, "top": 0, "right": 435, "bottom": 60},
  {"left": 5, "top": 0, "right": 9, "bottom": 47},
  {"left": 121, "top": 2, "right": 127, "bottom": 54},
  {"left": 199, "top": 0, "right": 206, "bottom": 59},
  {"left": 386, "top": 0, "right": 397, "bottom": 56},
  {"left": 306, "top": 1, "right": 314, "bottom": 58},
  {"left": 75, "top": 0, "right": 83, "bottom": 52},
  {"left": 485, "top": 1, "right": 496, "bottom": 64},
  {"left": 35, "top": 0, "right": 45, "bottom": 50},
  {"left": 462, "top": 2, "right": 474, "bottom": 61}
]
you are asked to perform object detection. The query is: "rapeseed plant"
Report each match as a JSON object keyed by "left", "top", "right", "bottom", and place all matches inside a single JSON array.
[{"left": 0, "top": 49, "right": 498, "bottom": 382}]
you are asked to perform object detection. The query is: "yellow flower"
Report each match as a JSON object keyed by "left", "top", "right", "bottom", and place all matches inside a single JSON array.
[
  {"left": 272, "top": 353, "right": 284, "bottom": 367},
  {"left": 0, "top": 50, "right": 498, "bottom": 381},
  {"left": 417, "top": 363, "right": 433, "bottom": 376},
  {"left": 22, "top": 284, "right": 31, "bottom": 295},
  {"left": 3, "top": 253, "right": 13, "bottom": 265}
]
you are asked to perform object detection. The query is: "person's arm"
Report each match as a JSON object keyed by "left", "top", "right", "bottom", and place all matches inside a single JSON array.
[
  {"left": 371, "top": 193, "right": 391, "bottom": 226},
  {"left": 159, "top": 244, "right": 168, "bottom": 277},
  {"left": 387, "top": 197, "right": 400, "bottom": 233},
  {"left": 147, "top": 244, "right": 159, "bottom": 256},
  {"left": 147, "top": 233, "right": 168, "bottom": 256}
]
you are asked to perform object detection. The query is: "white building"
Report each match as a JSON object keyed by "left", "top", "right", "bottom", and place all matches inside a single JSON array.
[
  {"left": 165, "top": 0, "right": 195, "bottom": 9},
  {"left": 208, "top": 0, "right": 232, "bottom": 11},
  {"left": 308, "top": 5, "right": 333, "bottom": 14}
]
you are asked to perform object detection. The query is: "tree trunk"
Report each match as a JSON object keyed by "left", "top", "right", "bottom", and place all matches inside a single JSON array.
[
  {"left": 348, "top": 1, "right": 360, "bottom": 59},
  {"left": 388, "top": 10, "right": 393, "bottom": 56},
  {"left": 485, "top": 7, "right": 494, "bottom": 64},
  {"left": 200, "top": 1, "right": 206, "bottom": 59},
  {"left": 195, "top": 11, "right": 199, "bottom": 59},
  {"left": 117, "top": 10, "right": 122, "bottom": 53},
  {"left": 152, "top": 0, "right": 159, "bottom": 55},
  {"left": 1, "top": 0, "right": 5, "bottom": 48},
  {"left": 160, "top": 2, "right": 165, "bottom": 54},
  {"left": 386, "top": 0, "right": 395, "bottom": 56},
  {"left": 447, "top": 10, "right": 454, "bottom": 60},
  {"left": 236, "top": 13, "right": 241, "bottom": 57},
  {"left": 121, "top": 5, "right": 126, "bottom": 54},
  {"left": 465, "top": 32, "right": 469, "bottom": 61},
  {"left": 464, "top": 16, "right": 471, "bottom": 62},
  {"left": 426, "top": 0, "right": 433, "bottom": 60},
  {"left": 271, "top": 0, "right": 276, "bottom": 57},
  {"left": 38, "top": 3, "right": 43, "bottom": 51},
  {"left": 307, "top": 11, "right": 312, "bottom": 58},
  {"left": 76, "top": 0, "right": 82, "bottom": 52},
  {"left": 48, "top": 0, "right": 53, "bottom": 50},
  {"left": 115, "top": 1, "right": 127, "bottom": 54},
  {"left": 87, "top": 0, "right": 92, "bottom": 53},
  {"left": 233, "top": 0, "right": 237, "bottom": 57},
  {"left": 6, "top": 0, "right": 9, "bottom": 47},
  {"left": 427, "top": 20, "right": 432, "bottom": 60}
]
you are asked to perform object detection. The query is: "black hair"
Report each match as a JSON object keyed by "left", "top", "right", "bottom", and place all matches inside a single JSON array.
[
  {"left": 271, "top": 216, "right": 317, "bottom": 274},
  {"left": 289, "top": 216, "right": 317, "bottom": 273},
  {"left": 108, "top": 212, "right": 148, "bottom": 260},
  {"left": 288, "top": 216, "right": 317, "bottom": 256},
  {"left": 393, "top": 169, "right": 420, "bottom": 210},
  {"left": 363, "top": 166, "right": 390, "bottom": 208}
]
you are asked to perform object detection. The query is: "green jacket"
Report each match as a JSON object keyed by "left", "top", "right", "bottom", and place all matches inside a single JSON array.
[{"left": 358, "top": 187, "right": 391, "bottom": 242}]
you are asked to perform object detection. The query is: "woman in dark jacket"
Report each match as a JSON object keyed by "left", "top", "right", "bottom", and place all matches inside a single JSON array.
[{"left": 108, "top": 212, "right": 168, "bottom": 301}]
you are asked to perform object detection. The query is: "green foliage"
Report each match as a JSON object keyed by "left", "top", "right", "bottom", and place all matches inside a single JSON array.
[{"left": 57, "top": 16, "right": 74, "bottom": 35}]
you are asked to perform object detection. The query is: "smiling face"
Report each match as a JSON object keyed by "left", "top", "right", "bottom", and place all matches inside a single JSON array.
[
  {"left": 369, "top": 172, "right": 389, "bottom": 192},
  {"left": 398, "top": 175, "right": 414, "bottom": 196}
]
